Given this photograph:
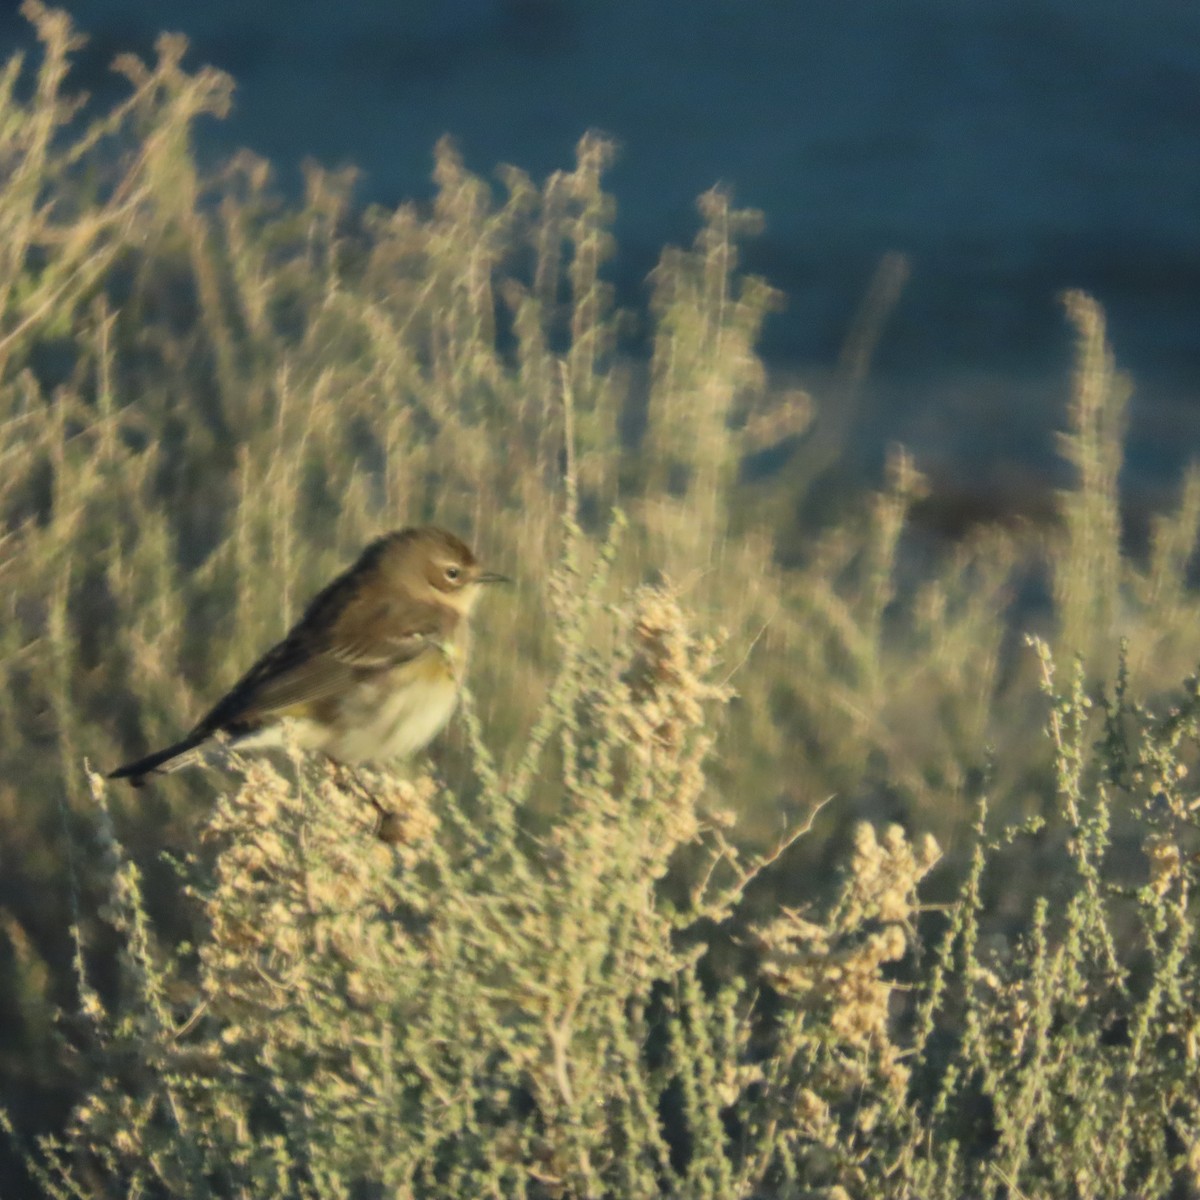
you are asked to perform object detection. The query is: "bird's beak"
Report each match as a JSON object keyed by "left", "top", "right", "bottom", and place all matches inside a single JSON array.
[{"left": 476, "top": 570, "right": 511, "bottom": 585}]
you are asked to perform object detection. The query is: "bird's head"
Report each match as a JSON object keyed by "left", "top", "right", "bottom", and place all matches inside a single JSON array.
[{"left": 377, "top": 526, "right": 509, "bottom": 614}]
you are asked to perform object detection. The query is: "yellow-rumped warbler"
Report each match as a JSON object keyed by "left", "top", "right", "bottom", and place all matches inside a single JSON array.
[{"left": 109, "top": 526, "right": 507, "bottom": 786}]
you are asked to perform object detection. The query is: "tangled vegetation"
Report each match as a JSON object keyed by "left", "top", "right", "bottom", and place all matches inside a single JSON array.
[{"left": 2, "top": 4, "right": 1200, "bottom": 1195}]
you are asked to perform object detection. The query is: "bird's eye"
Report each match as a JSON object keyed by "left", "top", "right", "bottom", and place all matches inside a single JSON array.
[{"left": 445, "top": 565, "right": 461, "bottom": 582}]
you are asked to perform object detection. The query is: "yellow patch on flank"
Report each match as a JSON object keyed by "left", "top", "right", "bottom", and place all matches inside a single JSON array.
[{"left": 411, "top": 650, "right": 457, "bottom": 683}]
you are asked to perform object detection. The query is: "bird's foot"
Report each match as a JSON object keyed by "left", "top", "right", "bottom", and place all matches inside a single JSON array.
[{"left": 368, "top": 796, "right": 408, "bottom": 846}]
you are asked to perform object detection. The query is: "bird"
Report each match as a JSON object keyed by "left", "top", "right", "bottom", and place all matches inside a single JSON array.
[{"left": 109, "top": 526, "right": 508, "bottom": 786}]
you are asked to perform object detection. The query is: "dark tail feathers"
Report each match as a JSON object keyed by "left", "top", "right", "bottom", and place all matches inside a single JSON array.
[{"left": 108, "top": 733, "right": 209, "bottom": 787}]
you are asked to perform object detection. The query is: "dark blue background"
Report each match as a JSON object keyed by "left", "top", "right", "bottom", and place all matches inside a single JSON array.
[{"left": 4, "top": 0, "right": 1198, "bottom": 496}]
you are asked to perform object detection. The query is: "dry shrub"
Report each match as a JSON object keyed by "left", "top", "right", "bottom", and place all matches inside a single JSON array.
[{"left": 3, "top": 7, "right": 1200, "bottom": 1198}]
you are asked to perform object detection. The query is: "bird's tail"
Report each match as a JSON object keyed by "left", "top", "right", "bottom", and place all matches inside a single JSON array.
[{"left": 107, "top": 733, "right": 210, "bottom": 787}]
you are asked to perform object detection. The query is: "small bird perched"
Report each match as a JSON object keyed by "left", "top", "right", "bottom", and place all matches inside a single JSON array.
[{"left": 109, "top": 526, "right": 507, "bottom": 786}]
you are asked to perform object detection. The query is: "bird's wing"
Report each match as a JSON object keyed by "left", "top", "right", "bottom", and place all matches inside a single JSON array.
[
  {"left": 197, "top": 576, "right": 453, "bottom": 734},
  {"left": 324, "top": 590, "right": 449, "bottom": 669}
]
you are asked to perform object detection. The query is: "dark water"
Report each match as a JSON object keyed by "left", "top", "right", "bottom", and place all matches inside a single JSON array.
[{"left": 4, "top": 0, "right": 1199, "bottom": 499}]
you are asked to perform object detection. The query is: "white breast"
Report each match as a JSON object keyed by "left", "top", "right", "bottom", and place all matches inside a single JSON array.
[{"left": 321, "top": 663, "right": 462, "bottom": 765}]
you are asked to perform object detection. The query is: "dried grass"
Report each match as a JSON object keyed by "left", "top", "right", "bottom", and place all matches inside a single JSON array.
[{"left": 2, "top": 6, "right": 1200, "bottom": 1196}]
